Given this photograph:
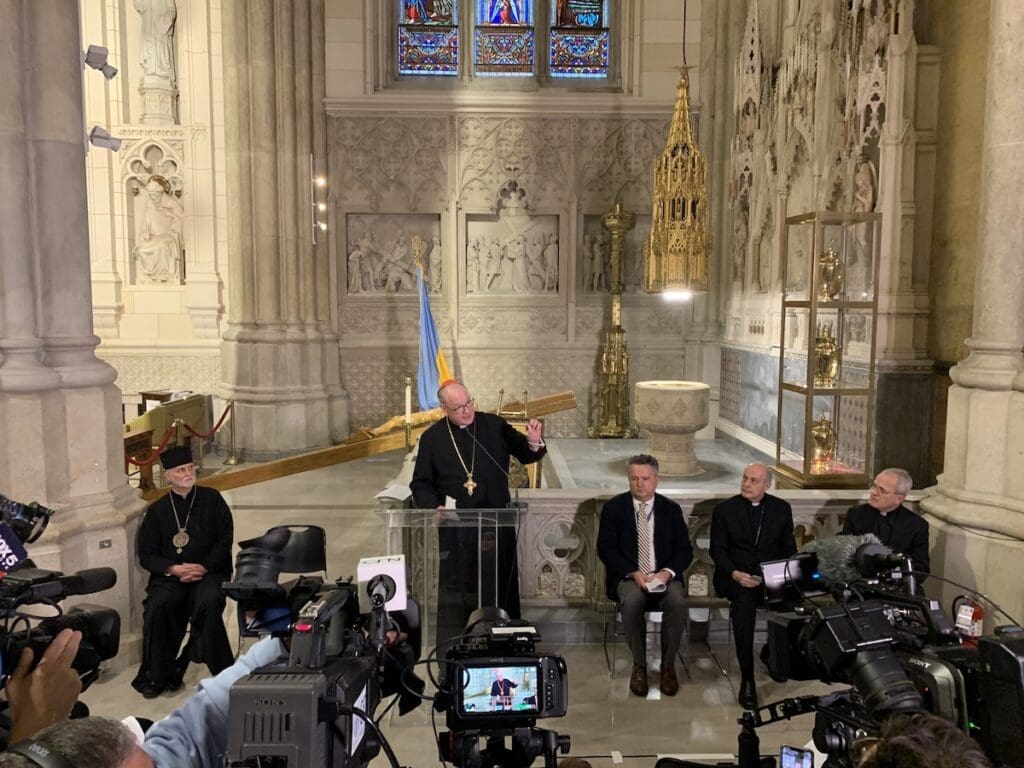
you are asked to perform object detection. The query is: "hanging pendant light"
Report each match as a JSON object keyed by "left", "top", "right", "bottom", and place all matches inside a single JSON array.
[{"left": 644, "top": 6, "right": 710, "bottom": 299}]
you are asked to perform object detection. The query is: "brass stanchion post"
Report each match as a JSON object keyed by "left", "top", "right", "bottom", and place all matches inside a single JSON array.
[{"left": 224, "top": 401, "right": 243, "bottom": 465}]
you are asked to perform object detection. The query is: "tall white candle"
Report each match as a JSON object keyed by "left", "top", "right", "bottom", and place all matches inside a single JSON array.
[{"left": 405, "top": 378, "right": 412, "bottom": 423}]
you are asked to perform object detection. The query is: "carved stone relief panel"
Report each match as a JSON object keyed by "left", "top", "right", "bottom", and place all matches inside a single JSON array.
[
  {"left": 345, "top": 213, "right": 440, "bottom": 296},
  {"left": 579, "top": 213, "right": 650, "bottom": 295},
  {"left": 330, "top": 116, "right": 450, "bottom": 213},
  {"left": 456, "top": 117, "right": 571, "bottom": 212},
  {"left": 575, "top": 118, "right": 667, "bottom": 213},
  {"left": 465, "top": 183, "right": 558, "bottom": 296},
  {"left": 123, "top": 140, "right": 185, "bottom": 286}
]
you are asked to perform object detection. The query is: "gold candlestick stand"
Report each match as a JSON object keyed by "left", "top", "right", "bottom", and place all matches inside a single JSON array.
[{"left": 589, "top": 202, "right": 639, "bottom": 438}]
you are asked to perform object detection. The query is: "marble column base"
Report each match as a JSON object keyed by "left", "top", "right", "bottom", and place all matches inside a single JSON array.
[
  {"left": 921, "top": 501, "right": 1024, "bottom": 637},
  {"left": 221, "top": 334, "right": 346, "bottom": 458}
]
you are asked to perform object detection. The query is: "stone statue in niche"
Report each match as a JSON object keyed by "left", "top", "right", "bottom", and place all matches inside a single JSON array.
[
  {"left": 135, "top": 0, "right": 177, "bottom": 83},
  {"left": 542, "top": 232, "right": 558, "bottom": 291},
  {"left": 133, "top": 176, "right": 183, "bottom": 284},
  {"left": 590, "top": 233, "right": 608, "bottom": 292},
  {"left": 466, "top": 237, "right": 482, "bottom": 293},
  {"left": 851, "top": 159, "right": 876, "bottom": 266},
  {"left": 733, "top": 206, "right": 749, "bottom": 282},
  {"left": 427, "top": 234, "right": 443, "bottom": 293},
  {"left": 348, "top": 246, "right": 364, "bottom": 293}
]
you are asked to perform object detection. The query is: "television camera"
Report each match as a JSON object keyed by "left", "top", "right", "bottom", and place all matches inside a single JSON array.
[
  {"left": 221, "top": 527, "right": 423, "bottom": 768},
  {"left": 0, "top": 494, "right": 120, "bottom": 744},
  {"left": 736, "top": 533, "right": 1024, "bottom": 768},
  {"left": 435, "top": 607, "right": 570, "bottom": 768}
]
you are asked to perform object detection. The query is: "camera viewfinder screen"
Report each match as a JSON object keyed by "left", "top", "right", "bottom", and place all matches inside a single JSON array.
[{"left": 458, "top": 664, "right": 540, "bottom": 716}]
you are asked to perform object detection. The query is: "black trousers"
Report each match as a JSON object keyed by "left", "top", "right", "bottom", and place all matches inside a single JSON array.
[
  {"left": 729, "top": 585, "right": 762, "bottom": 679},
  {"left": 138, "top": 573, "right": 233, "bottom": 686},
  {"left": 436, "top": 524, "right": 521, "bottom": 649}
]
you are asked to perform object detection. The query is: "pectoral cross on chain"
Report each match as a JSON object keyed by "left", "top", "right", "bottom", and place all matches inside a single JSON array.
[{"left": 464, "top": 474, "right": 477, "bottom": 495}]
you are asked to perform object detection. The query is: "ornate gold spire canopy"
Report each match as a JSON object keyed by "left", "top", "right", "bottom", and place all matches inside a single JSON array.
[{"left": 644, "top": 67, "right": 710, "bottom": 296}]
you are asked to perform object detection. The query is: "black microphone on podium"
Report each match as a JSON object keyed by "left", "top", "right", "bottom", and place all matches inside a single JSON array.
[{"left": 464, "top": 429, "right": 528, "bottom": 510}]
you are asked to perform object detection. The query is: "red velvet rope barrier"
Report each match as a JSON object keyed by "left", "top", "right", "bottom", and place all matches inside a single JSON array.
[
  {"left": 127, "top": 424, "right": 177, "bottom": 468},
  {"left": 181, "top": 402, "right": 233, "bottom": 440},
  {"left": 125, "top": 402, "right": 233, "bottom": 466}
]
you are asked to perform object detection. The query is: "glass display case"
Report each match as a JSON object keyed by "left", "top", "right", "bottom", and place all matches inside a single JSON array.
[{"left": 775, "top": 211, "right": 881, "bottom": 488}]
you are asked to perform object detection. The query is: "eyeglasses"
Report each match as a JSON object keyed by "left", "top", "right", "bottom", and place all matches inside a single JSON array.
[
  {"left": 869, "top": 482, "right": 900, "bottom": 496},
  {"left": 445, "top": 399, "right": 475, "bottom": 414}
]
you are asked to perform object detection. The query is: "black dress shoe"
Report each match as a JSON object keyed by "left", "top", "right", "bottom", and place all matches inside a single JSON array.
[
  {"left": 739, "top": 678, "right": 758, "bottom": 710},
  {"left": 140, "top": 681, "right": 163, "bottom": 699}
]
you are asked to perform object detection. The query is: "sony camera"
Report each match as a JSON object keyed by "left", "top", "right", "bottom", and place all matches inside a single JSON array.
[
  {"left": 760, "top": 536, "right": 1024, "bottom": 768},
  {"left": 222, "top": 527, "right": 423, "bottom": 768}
]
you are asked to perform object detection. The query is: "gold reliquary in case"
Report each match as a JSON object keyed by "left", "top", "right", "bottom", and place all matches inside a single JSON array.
[{"left": 775, "top": 211, "right": 881, "bottom": 489}]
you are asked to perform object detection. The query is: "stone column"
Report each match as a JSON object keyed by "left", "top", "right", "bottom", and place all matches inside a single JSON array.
[
  {"left": 221, "top": 0, "right": 347, "bottom": 458},
  {"left": 921, "top": 0, "right": 1024, "bottom": 628},
  {"left": 0, "top": 0, "right": 145, "bottom": 665}
]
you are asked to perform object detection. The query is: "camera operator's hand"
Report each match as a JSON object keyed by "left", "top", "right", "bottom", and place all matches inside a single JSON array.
[{"left": 6, "top": 628, "right": 83, "bottom": 744}]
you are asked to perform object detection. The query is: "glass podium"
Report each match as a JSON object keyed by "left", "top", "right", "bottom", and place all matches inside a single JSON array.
[{"left": 378, "top": 507, "right": 526, "bottom": 654}]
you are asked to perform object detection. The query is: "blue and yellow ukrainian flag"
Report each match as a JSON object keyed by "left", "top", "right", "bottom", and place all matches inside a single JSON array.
[{"left": 416, "top": 258, "right": 452, "bottom": 410}]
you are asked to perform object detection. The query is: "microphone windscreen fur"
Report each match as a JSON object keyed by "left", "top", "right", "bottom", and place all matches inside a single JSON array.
[{"left": 801, "top": 533, "right": 882, "bottom": 586}]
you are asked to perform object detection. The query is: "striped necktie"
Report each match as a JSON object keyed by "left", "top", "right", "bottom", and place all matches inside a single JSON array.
[{"left": 636, "top": 500, "right": 653, "bottom": 574}]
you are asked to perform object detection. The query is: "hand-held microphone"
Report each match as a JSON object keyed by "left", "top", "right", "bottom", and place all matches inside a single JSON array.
[{"left": 2, "top": 567, "right": 118, "bottom": 604}]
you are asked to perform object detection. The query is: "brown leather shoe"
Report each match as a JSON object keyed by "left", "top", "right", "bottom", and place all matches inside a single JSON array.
[
  {"left": 629, "top": 664, "right": 649, "bottom": 696},
  {"left": 660, "top": 664, "right": 679, "bottom": 696}
]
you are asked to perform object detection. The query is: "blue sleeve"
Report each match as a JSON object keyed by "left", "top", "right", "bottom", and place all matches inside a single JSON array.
[{"left": 143, "top": 637, "right": 286, "bottom": 768}]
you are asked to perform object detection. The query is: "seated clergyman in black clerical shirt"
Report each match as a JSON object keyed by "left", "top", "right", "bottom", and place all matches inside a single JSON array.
[
  {"left": 132, "top": 445, "right": 234, "bottom": 699},
  {"left": 842, "top": 467, "right": 929, "bottom": 577}
]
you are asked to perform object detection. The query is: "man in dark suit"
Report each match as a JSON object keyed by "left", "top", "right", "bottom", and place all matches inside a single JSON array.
[
  {"left": 842, "top": 468, "right": 929, "bottom": 577},
  {"left": 597, "top": 454, "right": 693, "bottom": 698},
  {"left": 710, "top": 462, "right": 796, "bottom": 710}
]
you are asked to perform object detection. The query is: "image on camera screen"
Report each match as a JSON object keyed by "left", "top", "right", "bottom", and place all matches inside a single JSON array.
[
  {"left": 458, "top": 664, "right": 540, "bottom": 715},
  {"left": 780, "top": 745, "right": 814, "bottom": 768}
]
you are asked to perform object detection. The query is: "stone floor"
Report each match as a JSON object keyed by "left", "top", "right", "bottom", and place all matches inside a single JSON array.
[{"left": 84, "top": 436, "right": 838, "bottom": 767}]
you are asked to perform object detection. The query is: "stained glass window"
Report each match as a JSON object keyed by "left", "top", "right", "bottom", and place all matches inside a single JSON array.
[
  {"left": 550, "top": 0, "right": 609, "bottom": 78},
  {"left": 394, "top": 0, "right": 614, "bottom": 81},
  {"left": 398, "top": 0, "right": 460, "bottom": 76},
  {"left": 474, "top": 0, "right": 535, "bottom": 77}
]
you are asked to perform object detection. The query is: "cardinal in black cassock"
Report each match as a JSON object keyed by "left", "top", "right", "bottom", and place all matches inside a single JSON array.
[{"left": 410, "top": 380, "right": 545, "bottom": 646}]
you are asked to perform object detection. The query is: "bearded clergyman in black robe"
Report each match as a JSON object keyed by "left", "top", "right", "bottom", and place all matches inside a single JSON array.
[
  {"left": 132, "top": 445, "right": 234, "bottom": 699},
  {"left": 410, "top": 380, "right": 545, "bottom": 646}
]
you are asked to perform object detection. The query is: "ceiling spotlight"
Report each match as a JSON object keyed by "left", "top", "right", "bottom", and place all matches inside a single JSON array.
[
  {"left": 88, "top": 126, "right": 122, "bottom": 151},
  {"left": 84, "top": 45, "right": 118, "bottom": 80}
]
